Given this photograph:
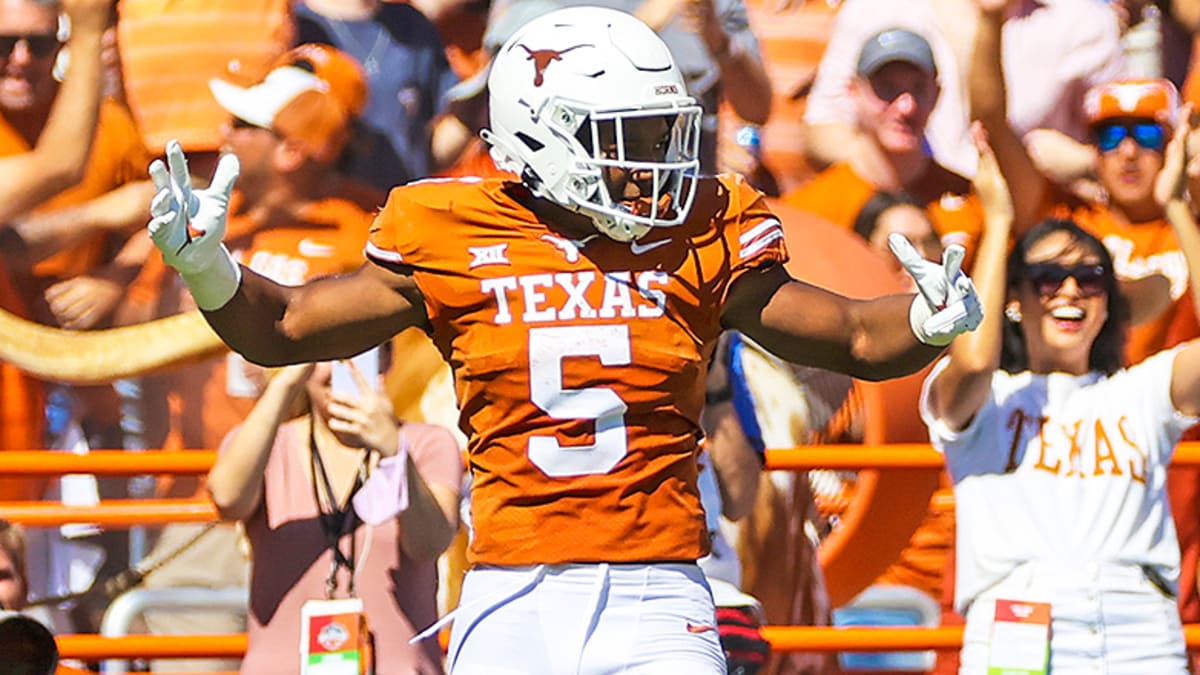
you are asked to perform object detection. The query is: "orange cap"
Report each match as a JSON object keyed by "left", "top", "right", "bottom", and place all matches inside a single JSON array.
[
  {"left": 209, "top": 63, "right": 351, "bottom": 164},
  {"left": 274, "top": 43, "right": 369, "bottom": 118},
  {"left": 1083, "top": 78, "right": 1179, "bottom": 128}
]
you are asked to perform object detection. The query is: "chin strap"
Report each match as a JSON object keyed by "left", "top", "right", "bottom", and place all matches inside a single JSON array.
[{"left": 587, "top": 204, "right": 651, "bottom": 242}]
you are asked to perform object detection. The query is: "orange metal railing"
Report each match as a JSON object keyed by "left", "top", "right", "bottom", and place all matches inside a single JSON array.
[
  {"left": 4, "top": 444, "right": 1198, "bottom": 527},
  {"left": 0, "top": 498, "right": 216, "bottom": 527},
  {"left": 56, "top": 633, "right": 247, "bottom": 660},
  {"left": 7, "top": 442, "right": 1200, "bottom": 662},
  {"left": 49, "top": 624, "right": 1200, "bottom": 659},
  {"left": 1, "top": 442, "right": 1198, "bottom": 475},
  {"left": 764, "top": 443, "right": 1200, "bottom": 470},
  {"left": 0, "top": 450, "right": 216, "bottom": 475}
]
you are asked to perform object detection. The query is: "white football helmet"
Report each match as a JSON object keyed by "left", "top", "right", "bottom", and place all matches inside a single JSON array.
[{"left": 483, "top": 6, "right": 702, "bottom": 242}]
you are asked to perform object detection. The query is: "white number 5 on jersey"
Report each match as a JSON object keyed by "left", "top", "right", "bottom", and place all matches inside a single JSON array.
[{"left": 528, "top": 325, "right": 630, "bottom": 476}]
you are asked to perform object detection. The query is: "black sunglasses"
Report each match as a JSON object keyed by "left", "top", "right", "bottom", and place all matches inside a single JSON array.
[
  {"left": 1026, "top": 262, "right": 1107, "bottom": 298},
  {"left": 0, "top": 33, "right": 61, "bottom": 59}
]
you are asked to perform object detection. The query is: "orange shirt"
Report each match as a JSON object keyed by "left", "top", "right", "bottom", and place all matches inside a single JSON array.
[
  {"left": 117, "top": 0, "right": 293, "bottom": 153},
  {"left": 782, "top": 161, "right": 983, "bottom": 259},
  {"left": 0, "top": 98, "right": 155, "bottom": 434},
  {"left": 0, "top": 99, "right": 152, "bottom": 284},
  {"left": 0, "top": 256, "right": 44, "bottom": 501},
  {"left": 367, "top": 174, "right": 787, "bottom": 566},
  {"left": 1069, "top": 205, "right": 1194, "bottom": 364}
]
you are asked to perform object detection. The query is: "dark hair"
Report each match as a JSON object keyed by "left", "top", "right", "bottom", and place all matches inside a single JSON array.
[
  {"left": 0, "top": 520, "right": 26, "bottom": 610},
  {"left": 1000, "top": 218, "right": 1127, "bottom": 375},
  {"left": 853, "top": 190, "right": 924, "bottom": 243}
]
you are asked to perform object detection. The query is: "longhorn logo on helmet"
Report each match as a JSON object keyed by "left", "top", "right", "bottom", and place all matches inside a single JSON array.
[{"left": 517, "top": 43, "right": 592, "bottom": 86}]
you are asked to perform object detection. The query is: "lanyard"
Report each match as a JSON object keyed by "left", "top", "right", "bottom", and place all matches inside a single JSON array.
[{"left": 309, "top": 416, "right": 370, "bottom": 599}]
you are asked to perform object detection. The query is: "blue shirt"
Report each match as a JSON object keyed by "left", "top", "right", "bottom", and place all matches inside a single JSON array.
[{"left": 296, "top": 3, "right": 460, "bottom": 191}]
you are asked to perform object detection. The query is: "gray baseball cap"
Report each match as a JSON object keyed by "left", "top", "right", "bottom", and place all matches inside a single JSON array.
[{"left": 856, "top": 29, "right": 937, "bottom": 78}]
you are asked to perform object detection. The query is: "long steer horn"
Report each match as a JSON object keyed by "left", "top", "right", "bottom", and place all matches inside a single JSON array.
[{"left": 0, "top": 306, "right": 227, "bottom": 384}]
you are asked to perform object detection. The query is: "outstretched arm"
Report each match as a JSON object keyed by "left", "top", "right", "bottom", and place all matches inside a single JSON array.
[
  {"left": 207, "top": 261, "right": 428, "bottom": 367},
  {"left": 721, "top": 267, "right": 935, "bottom": 380},
  {"left": 147, "top": 142, "right": 429, "bottom": 366},
  {"left": 722, "top": 235, "right": 982, "bottom": 381}
]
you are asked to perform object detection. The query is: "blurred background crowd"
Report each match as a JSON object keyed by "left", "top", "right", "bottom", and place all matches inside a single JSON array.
[{"left": 1, "top": 0, "right": 1199, "bottom": 673}]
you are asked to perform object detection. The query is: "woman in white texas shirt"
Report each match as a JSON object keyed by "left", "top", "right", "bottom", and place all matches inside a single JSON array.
[{"left": 919, "top": 131, "right": 1200, "bottom": 673}]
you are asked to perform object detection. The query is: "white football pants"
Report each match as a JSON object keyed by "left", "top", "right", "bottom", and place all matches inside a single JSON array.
[{"left": 444, "top": 562, "right": 726, "bottom": 674}]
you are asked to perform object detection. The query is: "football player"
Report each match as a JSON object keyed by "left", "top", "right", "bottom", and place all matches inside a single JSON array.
[{"left": 146, "top": 6, "right": 981, "bottom": 672}]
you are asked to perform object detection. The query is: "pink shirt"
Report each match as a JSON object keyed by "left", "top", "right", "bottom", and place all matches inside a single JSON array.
[
  {"left": 231, "top": 419, "right": 463, "bottom": 675},
  {"left": 805, "top": 0, "right": 1126, "bottom": 177}
]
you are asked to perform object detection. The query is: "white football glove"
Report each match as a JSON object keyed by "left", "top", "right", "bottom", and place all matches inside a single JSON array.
[
  {"left": 889, "top": 232, "right": 983, "bottom": 346},
  {"left": 147, "top": 140, "right": 242, "bottom": 310}
]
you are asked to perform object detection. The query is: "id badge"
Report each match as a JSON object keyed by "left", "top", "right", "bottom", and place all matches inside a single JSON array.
[
  {"left": 986, "top": 599, "right": 1050, "bottom": 675},
  {"left": 300, "top": 598, "right": 373, "bottom": 675}
]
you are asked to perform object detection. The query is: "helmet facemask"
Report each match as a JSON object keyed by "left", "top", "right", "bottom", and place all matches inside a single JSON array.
[{"left": 560, "top": 103, "right": 702, "bottom": 242}]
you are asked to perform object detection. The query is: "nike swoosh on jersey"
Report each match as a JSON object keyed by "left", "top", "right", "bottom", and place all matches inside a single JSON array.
[
  {"left": 630, "top": 238, "right": 670, "bottom": 255},
  {"left": 686, "top": 622, "right": 715, "bottom": 634},
  {"left": 297, "top": 238, "right": 336, "bottom": 258}
]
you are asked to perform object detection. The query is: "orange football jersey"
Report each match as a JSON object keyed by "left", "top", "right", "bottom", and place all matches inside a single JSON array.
[{"left": 367, "top": 174, "right": 787, "bottom": 566}]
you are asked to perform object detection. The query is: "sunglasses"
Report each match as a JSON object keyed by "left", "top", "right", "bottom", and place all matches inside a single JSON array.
[
  {"left": 1094, "top": 122, "right": 1165, "bottom": 152},
  {"left": 0, "top": 33, "right": 60, "bottom": 59},
  {"left": 868, "top": 77, "right": 935, "bottom": 105},
  {"left": 1026, "top": 262, "right": 1107, "bottom": 298}
]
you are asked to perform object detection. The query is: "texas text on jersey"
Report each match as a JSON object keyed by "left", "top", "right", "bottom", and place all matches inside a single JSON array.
[{"left": 365, "top": 173, "right": 785, "bottom": 566}]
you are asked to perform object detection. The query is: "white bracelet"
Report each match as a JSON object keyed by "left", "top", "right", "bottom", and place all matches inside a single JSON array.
[
  {"left": 182, "top": 244, "right": 241, "bottom": 311},
  {"left": 908, "top": 295, "right": 954, "bottom": 347}
]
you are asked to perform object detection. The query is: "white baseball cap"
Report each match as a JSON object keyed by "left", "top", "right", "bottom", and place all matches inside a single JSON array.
[{"left": 209, "top": 63, "right": 352, "bottom": 163}]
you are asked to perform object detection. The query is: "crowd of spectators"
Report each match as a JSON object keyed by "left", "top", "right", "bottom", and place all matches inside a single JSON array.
[{"left": 4, "top": 0, "right": 1200, "bottom": 673}]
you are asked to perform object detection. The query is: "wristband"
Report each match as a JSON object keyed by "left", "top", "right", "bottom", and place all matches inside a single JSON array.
[
  {"left": 908, "top": 295, "right": 955, "bottom": 347},
  {"left": 181, "top": 244, "right": 241, "bottom": 311}
]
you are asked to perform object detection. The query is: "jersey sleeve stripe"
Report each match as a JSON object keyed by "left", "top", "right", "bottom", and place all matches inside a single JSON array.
[
  {"left": 365, "top": 241, "right": 404, "bottom": 265},
  {"left": 740, "top": 229, "right": 784, "bottom": 260},
  {"left": 738, "top": 218, "right": 782, "bottom": 246}
]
